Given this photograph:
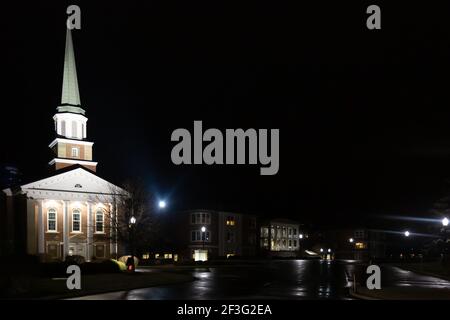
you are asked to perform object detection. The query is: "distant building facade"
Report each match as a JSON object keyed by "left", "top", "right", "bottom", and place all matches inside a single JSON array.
[
  {"left": 321, "top": 228, "right": 386, "bottom": 261},
  {"left": 260, "top": 219, "right": 302, "bottom": 257},
  {"left": 167, "top": 210, "right": 258, "bottom": 261}
]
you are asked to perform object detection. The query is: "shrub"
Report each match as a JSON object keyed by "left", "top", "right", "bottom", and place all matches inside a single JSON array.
[
  {"left": 65, "top": 255, "right": 86, "bottom": 265},
  {"left": 81, "top": 259, "right": 124, "bottom": 274}
]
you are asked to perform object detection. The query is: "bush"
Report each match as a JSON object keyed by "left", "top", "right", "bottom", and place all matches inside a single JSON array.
[
  {"left": 81, "top": 259, "right": 124, "bottom": 274},
  {"left": 65, "top": 255, "right": 86, "bottom": 265},
  {"left": 118, "top": 255, "right": 139, "bottom": 267}
]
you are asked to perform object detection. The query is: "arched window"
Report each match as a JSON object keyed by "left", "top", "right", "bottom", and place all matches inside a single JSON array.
[
  {"left": 61, "top": 120, "right": 66, "bottom": 136},
  {"left": 47, "top": 208, "right": 57, "bottom": 232},
  {"left": 95, "top": 209, "right": 104, "bottom": 233},
  {"left": 72, "top": 121, "right": 78, "bottom": 138},
  {"left": 72, "top": 209, "right": 81, "bottom": 232}
]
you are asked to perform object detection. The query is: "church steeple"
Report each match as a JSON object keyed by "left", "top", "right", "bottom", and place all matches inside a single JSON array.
[
  {"left": 48, "top": 27, "right": 98, "bottom": 172},
  {"left": 58, "top": 28, "right": 84, "bottom": 115},
  {"left": 61, "top": 28, "right": 81, "bottom": 106}
]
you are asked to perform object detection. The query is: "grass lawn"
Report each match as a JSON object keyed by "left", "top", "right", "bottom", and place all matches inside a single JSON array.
[{"left": 6, "top": 271, "right": 194, "bottom": 300}]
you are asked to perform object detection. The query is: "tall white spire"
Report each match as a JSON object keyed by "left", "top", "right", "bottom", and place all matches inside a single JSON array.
[{"left": 61, "top": 28, "right": 81, "bottom": 106}]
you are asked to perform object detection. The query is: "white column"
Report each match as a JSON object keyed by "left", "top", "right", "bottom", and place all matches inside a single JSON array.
[
  {"left": 86, "top": 202, "right": 91, "bottom": 261},
  {"left": 115, "top": 204, "right": 118, "bottom": 259},
  {"left": 63, "top": 201, "right": 69, "bottom": 259},
  {"left": 38, "top": 200, "right": 45, "bottom": 254},
  {"left": 109, "top": 203, "right": 114, "bottom": 258}
]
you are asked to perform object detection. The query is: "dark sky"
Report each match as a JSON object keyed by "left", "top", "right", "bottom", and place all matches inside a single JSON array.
[{"left": 2, "top": 1, "right": 450, "bottom": 228}]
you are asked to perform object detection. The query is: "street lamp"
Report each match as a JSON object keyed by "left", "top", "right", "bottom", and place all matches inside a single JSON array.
[
  {"left": 442, "top": 217, "right": 449, "bottom": 227},
  {"left": 349, "top": 238, "right": 354, "bottom": 243},
  {"left": 201, "top": 226, "right": 206, "bottom": 249},
  {"left": 404, "top": 231, "right": 410, "bottom": 237},
  {"left": 299, "top": 234, "right": 303, "bottom": 239},
  {"left": 320, "top": 248, "right": 323, "bottom": 253},
  {"left": 328, "top": 248, "right": 331, "bottom": 253},
  {"left": 128, "top": 216, "right": 137, "bottom": 272},
  {"left": 158, "top": 200, "right": 166, "bottom": 209}
]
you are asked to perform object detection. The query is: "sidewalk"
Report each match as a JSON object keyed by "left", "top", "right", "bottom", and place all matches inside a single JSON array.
[{"left": 350, "top": 286, "right": 450, "bottom": 300}]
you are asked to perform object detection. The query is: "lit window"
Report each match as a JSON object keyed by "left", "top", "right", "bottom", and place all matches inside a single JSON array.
[
  {"left": 226, "top": 216, "right": 235, "bottom": 226},
  {"left": 71, "top": 147, "right": 79, "bottom": 158},
  {"left": 48, "top": 208, "right": 57, "bottom": 231},
  {"left": 95, "top": 210, "right": 104, "bottom": 233},
  {"left": 72, "top": 209, "right": 81, "bottom": 232},
  {"left": 355, "top": 242, "right": 366, "bottom": 249}
]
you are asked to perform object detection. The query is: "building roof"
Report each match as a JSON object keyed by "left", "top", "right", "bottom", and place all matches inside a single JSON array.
[{"left": 3, "top": 165, "right": 127, "bottom": 199}]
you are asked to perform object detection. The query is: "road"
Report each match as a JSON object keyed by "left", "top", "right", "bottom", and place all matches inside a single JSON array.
[{"left": 72, "top": 260, "right": 450, "bottom": 300}]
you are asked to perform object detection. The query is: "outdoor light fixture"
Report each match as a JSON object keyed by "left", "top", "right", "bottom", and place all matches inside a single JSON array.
[
  {"left": 328, "top": 248, "right": 331, "bottom": 253},
  {"left": 320, "top": 248, "right": 324, "bottom": 253},
  {"left": 443, "top": 217, "right": 449, "bottom": 227},
  {"left": 201, "top": 226, "right": 206, "bottom": 233},
  {"left": 130, "top": 216, "right": 136, "bottom": 224},
  {"left": 299, "top": 234, "right": 303, "bottom": 239},
  {"left": 404, "top": 231, "right": 410, "bottom": 237},
  {"left": 158, "top": 200, "right": 166, "bottom": 209},
  {"left": 349, "top": 238, "right": 354, "bottom": 243}
]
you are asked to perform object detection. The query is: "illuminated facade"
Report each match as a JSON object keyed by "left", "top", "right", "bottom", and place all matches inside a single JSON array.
[
  {"left": 260, "top": 219, "right": 301, "bottom": 257},
  {"left": 2, "top": 28, "right": 125, "bottom": 261}
]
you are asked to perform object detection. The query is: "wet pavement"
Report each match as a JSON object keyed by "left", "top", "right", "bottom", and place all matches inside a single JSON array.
[{"left": 72, "top": 260, "right": 450, "bottom": 300}]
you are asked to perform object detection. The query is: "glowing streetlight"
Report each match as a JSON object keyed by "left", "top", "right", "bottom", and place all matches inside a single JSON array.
[
  {"left": 442, "top": 217, "right": 449, "bottom": 227},
  {"left": 158, "top": 200, "right": 166, "bottom": 209},
  {"left": 404, "top": 231, "right": 410, "bottom": 237},
  {"left": 349, "top": 238, "right": 354, "bottom": 243},
  {"left": 320, "top": 248, "right": 324, "bottom": 253},
  {"left": 201, "top": 226, "right": 206, "bottom": 249},
  {"left": 130, "top": 216, "right": 136, "bottom": 225},
  {"left": 299, "top": 234, "right": 303, "bottom": 239},
  {"left": 328, "top": 248, "right": 331, "bottom": 253}
]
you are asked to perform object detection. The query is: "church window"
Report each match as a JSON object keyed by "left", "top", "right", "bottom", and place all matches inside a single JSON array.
[
  {"left": 72, "top": 209, "right": 81, "bottom": 232},
  {"left": 71, "top": 147, "right": 79, "bottom": 158},
  {"left": 72, "top": 121, "right": 78, "bottom": 138},
  {"left": 48, "top": 208, "right": 57, "bottom": 232},
  {"left": 95, "top": 210, "right": 104, "bottom": 233},
  {"left": 61, "top": 120, "right": 66, "bottom": 136}
]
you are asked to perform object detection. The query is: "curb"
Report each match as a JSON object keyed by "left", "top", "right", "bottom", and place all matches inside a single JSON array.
[{"left": 349, "top": 288, "right": 380, "bottom": 300}]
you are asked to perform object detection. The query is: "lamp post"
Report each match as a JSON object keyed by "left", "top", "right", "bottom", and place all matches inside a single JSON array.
[
  {"left": 443, "top": 217, "right": 449, "bottom": 227},
  {"left": 128, "top": 215, "right": 136, "bottom": 272},
  {"left": 201, "top": 226, "right": 206, "bottom": 249},
  {"left": 404, "top": 231, "right": 410, "bottom": 237}
]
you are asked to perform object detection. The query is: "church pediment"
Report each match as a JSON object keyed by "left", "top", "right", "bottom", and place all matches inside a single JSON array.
[{"left": 19, "top": 167, "right": 126, "bottom": 199}]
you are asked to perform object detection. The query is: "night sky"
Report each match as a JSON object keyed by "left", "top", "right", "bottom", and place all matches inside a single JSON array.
[{"left": 2, "top": 1, "right": 450, "bottom": 228}]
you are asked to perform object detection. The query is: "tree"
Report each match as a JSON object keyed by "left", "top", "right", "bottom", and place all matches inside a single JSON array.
[{"left": 94, "top": 179, "right": 159, "bottom": 259}]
